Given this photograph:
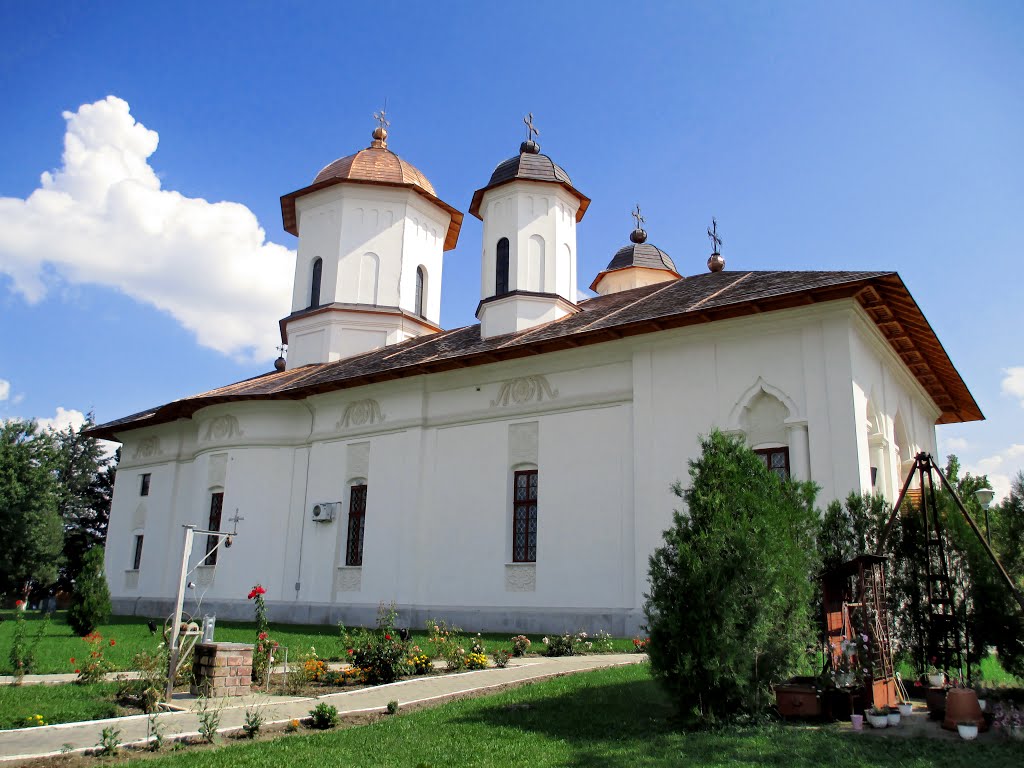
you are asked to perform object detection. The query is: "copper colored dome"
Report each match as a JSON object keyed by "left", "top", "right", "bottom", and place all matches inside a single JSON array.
[{"left": 313, "top": 147, "right": 436, "bottom": 197}]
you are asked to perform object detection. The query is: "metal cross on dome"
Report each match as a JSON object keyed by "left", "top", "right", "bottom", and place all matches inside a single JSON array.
[
  {"left": 524, "top": 112, "right": 540, "bottom": 142},
  {"left": 275, "top": 344, "right": 287, "bottom": 357},
  {"left": 632, "top": 204, "right": 645, "bottom": 229},
  {"left": 707, "top": 217, "right": 722, "bottom": 254},
  {"left": 373, "top": 107, "right": 390, "bottom": 131}
]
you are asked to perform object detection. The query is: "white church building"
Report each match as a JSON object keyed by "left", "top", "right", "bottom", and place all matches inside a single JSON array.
[{"left": 92, "top": 120, "right": 982, "bottom": 635}]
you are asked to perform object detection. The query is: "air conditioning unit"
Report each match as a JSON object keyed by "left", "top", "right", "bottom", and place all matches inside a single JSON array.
[{"left": 310, "top": 502, "right": 337, "bottom": 523}]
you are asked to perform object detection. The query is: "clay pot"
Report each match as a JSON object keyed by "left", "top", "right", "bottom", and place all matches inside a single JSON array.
[{"left": 943, "top": 688, "right": 986, "bottom": 732}]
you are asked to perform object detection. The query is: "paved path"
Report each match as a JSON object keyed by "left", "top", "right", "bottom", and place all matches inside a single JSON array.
[{"left": 0, "top": 654, "right": 646, "bottom": 763}]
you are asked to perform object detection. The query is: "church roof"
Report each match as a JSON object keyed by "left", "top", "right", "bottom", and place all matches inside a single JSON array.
[
  {"left": 280, "top": 129, "right": 463, "bottom": 250},
  {"left": 605, "top": 242, "right": 676, "bottom": 273},
  {"left": 468, "top": 141, "right": 591, "bottom": 221},
  {"left": 88, "top": 270, "right": 983, "bottom": 441}
]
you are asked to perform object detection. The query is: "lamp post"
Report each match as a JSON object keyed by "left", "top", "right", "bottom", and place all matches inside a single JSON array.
[{"left": 974, "top": 488, "right": 995, "bottom": 544}]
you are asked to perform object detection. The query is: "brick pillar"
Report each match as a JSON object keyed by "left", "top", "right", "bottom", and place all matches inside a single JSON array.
[{"left": 191, "top": 642, "right": 254, "bottom": 697}]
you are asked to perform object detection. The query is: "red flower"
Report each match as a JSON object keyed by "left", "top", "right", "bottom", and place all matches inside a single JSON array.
[
  {"left": 70, "top": 657, "right": 76, "bottom": 664},
  {"left": 75, "top": 669, "right": 80, "bottom": 674},
  {"left": 247, "top": 584, "right": 267, "bottom": 600},
  {"left": 109, "top": 639, "right": 116, "bottom": 647},
  {"left": 258, "top": 632, "right": 268, "bottom": 640},
  {"left": 385, "top": 634, "right": 391, "bottom": 641},
  {"left": 15, "top": 600, "right": 24, "bottom": 607},
  {"left": 348, "top": 649, "right": 354, "bottom": 655}
]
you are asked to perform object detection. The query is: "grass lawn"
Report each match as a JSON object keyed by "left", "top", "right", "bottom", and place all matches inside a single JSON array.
[
  {"left": 123, "top": 664, "right": 1021, "bottom": 768},
  {"left": 0, "top": 682, "right": 122, "bottom": 730},
  {"left": 0, "top": 611, "right": 637, "bottom": 675}
]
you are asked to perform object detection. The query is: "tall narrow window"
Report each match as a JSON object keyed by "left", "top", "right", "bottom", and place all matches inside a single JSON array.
[
  {"left": 512, "top": 470, "right": 538, "bottom": 562},
  {"left": 495, "top": 238, "right": 510, "bottom": 296},
  {"left": 132, "top": 535, "right": 144, "bottom": 570},
  {"left": 415, "top": 266, "right": 426, "bottom": 317},
  {"left": 346, "top": 484, "right": 367, "bottom": 566},
  {"left": 139, "top": 473, "right": 151, "bottom": 497},
  {"left": 310, "top": 257, "right": 323, "bottom": 309},
  {"left": 205, "top": 491, "right": 224, "bottom": 565},
  {"left": 754, "top": 447, "right": 790, "bottom": 480}
]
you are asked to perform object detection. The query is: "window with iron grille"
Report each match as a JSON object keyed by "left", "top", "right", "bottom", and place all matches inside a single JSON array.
[
  {"left": 512, "top": 470, "right": 538, "bottom": 563},
  {"left": 496, "top": 238, "right": 510, "bottom": 295},
  {"left": 206, "top": 491, "right": 223, "bottom": 565},
  {"left": 754, "top": 447, "right": 790, "bottom": 480},
  {"left": 132, "top": 534, "right": 144, "bottom": 570},
  {"left": 346, "top": 484, "right": 367, "bottom": 566},
  {"left": 139, "top": 473, "right": 151, "bottom": 496}
]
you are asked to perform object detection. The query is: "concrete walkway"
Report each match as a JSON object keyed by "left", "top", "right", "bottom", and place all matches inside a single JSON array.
[{"left": 0, "top": 654, "right": 646, "bottom": 763}]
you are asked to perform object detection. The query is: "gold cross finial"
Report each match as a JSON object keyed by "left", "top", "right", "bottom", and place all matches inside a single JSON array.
[
  {"left": 524, "top": 112, "right": 540, "bottom": 143},
  {"left": 632, "top": 204, "right": 645, "bottom": 229},
  {"left": 373, "top": 107, "right": 390, "bottom": 131}
]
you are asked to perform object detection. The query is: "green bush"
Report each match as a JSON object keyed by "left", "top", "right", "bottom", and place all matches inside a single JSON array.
[
  {"left": 644, "top": 430, "right": 821, "bottom": 724},
  {"left": 67, "top": 547, "right": 111, "bottom": 636},
  {"left": 309, "top": 702, "right": 339, "bottom": 729}
]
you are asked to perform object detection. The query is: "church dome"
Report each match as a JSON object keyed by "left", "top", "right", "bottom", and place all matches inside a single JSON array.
[
  {"left": 313, "top": 142, "right": 437, "bottom": 197},
  {"left": 605, "top": 230, "right": 677, "bottom": 273},
  {"left": 469, "top": 138, "right": 590, "bottom": 221}
]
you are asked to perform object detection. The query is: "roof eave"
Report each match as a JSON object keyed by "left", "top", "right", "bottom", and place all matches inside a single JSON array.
[
  {"left": 468, "top": 178, "right": 591, "bottom": 222},
  {"left": 280, "top": 177, "right": 464, "bottom": 251}
]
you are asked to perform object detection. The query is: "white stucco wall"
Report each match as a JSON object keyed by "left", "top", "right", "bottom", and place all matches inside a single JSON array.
[{"left": 105, "top": 300, "right": 947, "bottom": 636}]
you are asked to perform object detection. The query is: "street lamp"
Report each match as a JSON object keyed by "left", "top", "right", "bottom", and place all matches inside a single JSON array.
[{"left": 974, "top": 488, "right": 995, "bottom": 544}]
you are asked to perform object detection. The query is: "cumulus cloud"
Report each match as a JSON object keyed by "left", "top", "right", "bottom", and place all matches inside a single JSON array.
[
  {"left": 940, "top": 436, "right": 969, "bottom": 454},
  {"left": 36, "top": 406, "right": 88, "bottom": 433},
  {"left": 1003, "top": 367, "right": 1024, "bottom": 407},
  {"left": 962, "top": 443, "right": 1024, "bottom": 503},
  {"left": 0, "top": 378, "right": 9, "bottom": 402},
  {"left": 0, "top": 96, "right": 295, "bottom": 362}
]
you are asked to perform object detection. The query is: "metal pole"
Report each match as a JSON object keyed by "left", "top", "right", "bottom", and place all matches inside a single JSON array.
[{"left": 165, "top": 526, "right": 195, "bottom": 703}]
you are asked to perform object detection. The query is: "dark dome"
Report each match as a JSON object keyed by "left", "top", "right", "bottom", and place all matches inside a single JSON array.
[
  {"left": 606, "top": 242, "right": 677, "bottom": 273},
  {"left": 486, "top": 151, "right": 572, "bottom": 188}
]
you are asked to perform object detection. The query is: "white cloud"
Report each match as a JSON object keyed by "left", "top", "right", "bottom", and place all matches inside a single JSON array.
[
  {"left": 1003, "top": 367, "right": 1024, "bottom": 407},
  {"left": 36, "top": 406, "right": 88, "bottom": 433},
  {"left": 940, "top": 436, "right": 969, "bottom": 453},
  {"left": 962, "top": 443, "right": 1024, "bottom": 503},
  {"left": 0, "top": 96, "right": 295, "bottom": 362},
  {"left": 0, "top": 378, "right": 9, "bottom": 402}
]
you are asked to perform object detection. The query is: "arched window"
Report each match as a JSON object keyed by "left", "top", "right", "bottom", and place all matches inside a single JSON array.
[
  {"left": 346, "top": 482, "right": 367, "bottom": 567},
  {"left": 512, "top": 469, "right": 538, "bottom": 562},
  {"left": 415, "top": 266, "right": 426, "bottom": 317},
  {"left": 310, "top": 258, "right": 323, "bottom": 309},
  {"left": 496, "top": 238, "right": 510, "bottom": 296}
]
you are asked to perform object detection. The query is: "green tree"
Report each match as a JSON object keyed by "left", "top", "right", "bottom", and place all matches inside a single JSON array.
[
  {"left": 51, "top": 417, "right": 116, "bottom": 588},
  {"left": 0, "top": 420, "right": 63, "bottom": 600},
  {"left": 644, "top": 430, "right": 821, "bottom": 724},
  {"left": 67, "top": 545, "right": 112, "bottom": 636}
]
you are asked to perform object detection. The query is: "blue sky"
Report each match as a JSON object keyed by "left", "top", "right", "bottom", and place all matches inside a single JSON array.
[{"left": 1, "top": 1, "right": 1022, "bottom": 497}]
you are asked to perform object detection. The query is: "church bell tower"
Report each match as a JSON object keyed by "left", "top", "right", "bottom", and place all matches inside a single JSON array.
[{"left": 469, "top": 115, "right": 591, "bottom": 339}]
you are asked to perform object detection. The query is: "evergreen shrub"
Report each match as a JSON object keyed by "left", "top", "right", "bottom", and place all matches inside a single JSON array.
[{"left": 67, "top": 547, "right": 111, "bottom": 636}]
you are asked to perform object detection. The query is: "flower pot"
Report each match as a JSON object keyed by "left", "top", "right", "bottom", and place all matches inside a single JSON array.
[
  {"left": 898, "top": 703, "right": 913, "bottom": 716},
  {"left": 850, "top": 714, "right": 863, "bottom": 731},
  {"left": 958, "top": 723, "right": 979, "bottom": 740},
  {"left": 866, "top": 713, "right": 888, "bottom": 729},
  {"left": 928, "top": 673, "right": 945, "bottom": 688},
  {"left": 887, "top": 712, "right": 901, "bottom": 726}
]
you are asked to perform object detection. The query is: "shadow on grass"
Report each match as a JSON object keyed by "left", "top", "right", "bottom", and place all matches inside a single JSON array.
[{"left": 454, "top": 672, "right": 1017, "bottom": 768}]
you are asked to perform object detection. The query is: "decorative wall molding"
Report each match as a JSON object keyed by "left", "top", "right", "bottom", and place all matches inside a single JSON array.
[
  {"left": 505, "top": 563, "right": 536, "bottom": 592},
  {"left": 335, "top": 566, "right": 362, "bottom": 593},
  {"left": 132, "top": 436, "right": 162, "bottom": 460},
  {"left": 203, "top": 415, "right": 243, "bottom": 442},
  {"left": 195, "top": 565, "right": 215, "bottom": 588},
  {"left": 726, "top": 376, "right": 801, "bottom": 430},
  {"left": 491, "top": 375, "right": 559, "bottom": 408},
  {"left": 338, "top": 399, "right": 384, "bottom": 429},
  {"left": 124, "top": 570, "right": 140, "bottom": 591}
]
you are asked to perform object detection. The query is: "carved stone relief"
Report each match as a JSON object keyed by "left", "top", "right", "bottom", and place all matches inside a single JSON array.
[
  {"left": 491, "top": 375, "right": 559, "bottom": 408},
  {"left": 505, "top": 563, "right": 536, "bottom": 592},
  {"left": 203, "top": 415, "right": 242, "bottom": 442},
  {"left": 509, "top": 422, "right": 539, "bottom": 466},
  {"left": 132, "top": 436, "right": 162, "bottom": 460},
  {"left": 338, "top": 399, "right": 384, "bottom": 429},
  {"left": 335, "top": 566, "right": 362, "bottom": 593}
]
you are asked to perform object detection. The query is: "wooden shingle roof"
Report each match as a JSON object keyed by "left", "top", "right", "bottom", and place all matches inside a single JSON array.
[{"left": 88, "top": 270, "right": 982, "bottom": 440}]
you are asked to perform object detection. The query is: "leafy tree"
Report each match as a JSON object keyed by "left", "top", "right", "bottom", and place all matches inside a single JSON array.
[
  {"left": 0, "top": 420, "right": 63, "bottom": 600},
  {"left": 67, "top": 546, "right": 111, "bottom": 635},
  {"left": 992, "top": 471, "right": 1024, "bottom": 591},
  {"left": 51, "top": 418, "right": 116, "bottom": 587},
  {"left": 644, "top": 430, "right": 821, "bottom": 724}
]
